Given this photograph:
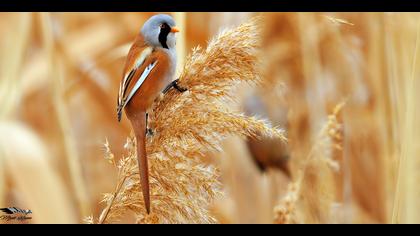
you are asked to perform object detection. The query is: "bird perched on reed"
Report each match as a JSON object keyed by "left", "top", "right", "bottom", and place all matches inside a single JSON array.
[{"left": 116, "top": 14, "right": 185, "bottom": 214}]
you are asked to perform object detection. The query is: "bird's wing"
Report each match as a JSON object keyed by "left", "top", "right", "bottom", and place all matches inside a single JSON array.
[
  {"left": 0, "top": 207, "right": 16, "bottom": 214},
  {"left": 123, "top": 61, "right": 158, "bottom": 106},
  {"left": 117, "top": 44, "right": 155, "bottom": 121}
]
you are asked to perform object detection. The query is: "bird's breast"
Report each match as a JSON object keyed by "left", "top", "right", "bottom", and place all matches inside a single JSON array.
[{"left": 165, "top": 48, "right": 177, "bottom": 82}]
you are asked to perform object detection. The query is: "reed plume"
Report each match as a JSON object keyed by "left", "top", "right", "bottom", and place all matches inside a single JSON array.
[
  {"left": 95, "top": 17, "right": 286, "bottom": 224},
  {"left": 274, "top": 101, "right": 345, "bottom": 224}
]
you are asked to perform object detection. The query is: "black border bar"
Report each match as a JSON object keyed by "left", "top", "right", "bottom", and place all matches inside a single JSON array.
[{"left": 1, "top": 0, "right": 420, "bottom": 12}]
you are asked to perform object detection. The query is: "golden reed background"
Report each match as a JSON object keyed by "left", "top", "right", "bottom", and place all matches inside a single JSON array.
[{"left": 0, "top": 12, "right": 419, "bottom": 224}]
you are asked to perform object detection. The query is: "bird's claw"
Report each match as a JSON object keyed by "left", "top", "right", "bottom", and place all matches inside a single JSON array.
[
  {"left": 146, "top": 128, "right": 154, "bottom": 137},
  {"left": 173, "top": 79, "right": 187, "bottom": 93},
  {"left": 163, "top": 79, "right": 187, "bottom": 94}
]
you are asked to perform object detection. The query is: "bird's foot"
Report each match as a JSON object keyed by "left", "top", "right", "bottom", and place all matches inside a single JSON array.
[
  {"left": 146, "top": 128, "right": 154, "bottom": 137},
  {"left": 162, "top": 79, "right": 187, "bottom": 94},
  {"left": 173, "top": 79, "right": 187, "bottom": 93}
]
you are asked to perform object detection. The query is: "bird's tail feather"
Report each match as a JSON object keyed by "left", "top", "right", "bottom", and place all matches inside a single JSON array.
[
  {"left": 117, "top": 105, "right": 123, "bottom": 122},
  {"left": 129, "top": 111, "right": 150, "bottom": 214}
]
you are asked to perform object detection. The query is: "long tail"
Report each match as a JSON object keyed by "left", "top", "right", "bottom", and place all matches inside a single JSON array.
[{"left": 128, "top": 111, "right": 150, "bottom": 214}]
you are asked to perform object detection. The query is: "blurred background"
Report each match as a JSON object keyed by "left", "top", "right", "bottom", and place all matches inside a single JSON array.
[{"left": 0, "top": 12, "right": 419, "bottom": 224}]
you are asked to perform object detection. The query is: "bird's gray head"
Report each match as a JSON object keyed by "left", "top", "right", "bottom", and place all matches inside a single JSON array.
[{"left": 141, "top": 14, "right": 178, "bottom": 50}]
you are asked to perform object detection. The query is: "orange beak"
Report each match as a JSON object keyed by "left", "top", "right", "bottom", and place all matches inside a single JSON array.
[{"left": 170, "top": 27, "right": 180, "bottom": 33}]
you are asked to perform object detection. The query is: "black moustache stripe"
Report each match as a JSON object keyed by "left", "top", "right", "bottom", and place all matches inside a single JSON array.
[{"left": 159, "top": 23, "right": 170, "bottom": 49}]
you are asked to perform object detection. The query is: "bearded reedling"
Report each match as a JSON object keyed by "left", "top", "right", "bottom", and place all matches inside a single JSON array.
[{"left": 117, "top": 14, "right": 186, "bottom": 214}]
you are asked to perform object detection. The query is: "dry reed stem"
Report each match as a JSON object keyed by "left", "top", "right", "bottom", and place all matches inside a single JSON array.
[
  {"left": 391, "top": 16, "right": 420, "bottom": 224},
  {"left": 0, "top": 13, "right": 32, "bottom": 210},
  {"left": 95, "top": 17, "right": 286, "bottom": 224},
  {"left": 0, "top": 140, "right": 5, "bottom": 208},
  {"left": 0, "top": 122, "right": 77, "bottom": 223},
  {"left": 0, "top": 13, "right": 31, "bottom": 119},
  {"left": 324, "top": 15, "right": 355, "bottom": 26},
  {"left": 39, "top": 12, "right": 91, "bottom": 219},
  {"left": 174, "top": 12, "right": 186, "bottom": 77}
]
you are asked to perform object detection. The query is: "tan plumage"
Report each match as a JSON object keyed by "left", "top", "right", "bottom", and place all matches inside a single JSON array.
[
  {"left": 118, "top": 35, "right": 173, "bottom": 116},
  {"left": 117, "top": 14, "right": 179, "bottom": 214}
]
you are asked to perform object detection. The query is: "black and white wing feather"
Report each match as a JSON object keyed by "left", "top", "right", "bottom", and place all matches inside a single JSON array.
[
  {"left": 117, "top": 46, "right": 157, "bottom": 122},
  {"left": 117, "top": 61, "right": 158, "bottom": 121}
]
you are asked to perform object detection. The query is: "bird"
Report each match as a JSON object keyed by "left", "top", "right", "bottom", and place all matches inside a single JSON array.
[
  {"left": 116, "top": 14, "right": 186, "bottom": 214},
  {"left": 244, "top": 95, "right": 291, "bottom": 177}
]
